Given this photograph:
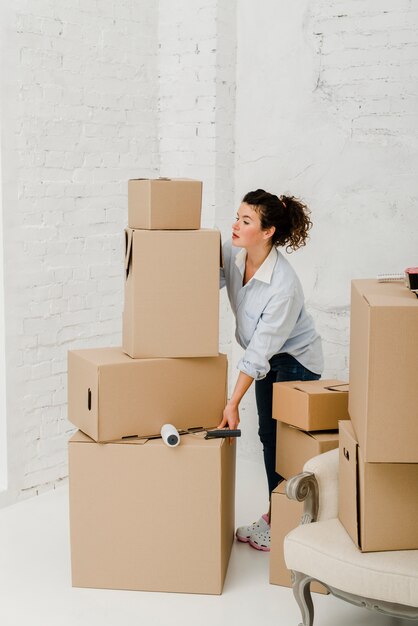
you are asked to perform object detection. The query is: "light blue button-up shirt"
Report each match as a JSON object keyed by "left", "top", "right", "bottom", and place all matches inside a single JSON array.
[{"left": 220, "top": 239, "right": 323, "bottom": 380}]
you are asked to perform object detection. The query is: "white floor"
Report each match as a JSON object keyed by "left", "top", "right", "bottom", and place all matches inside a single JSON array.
[{"left": 0, "top": 457, "right": 412, "bottom": 626}]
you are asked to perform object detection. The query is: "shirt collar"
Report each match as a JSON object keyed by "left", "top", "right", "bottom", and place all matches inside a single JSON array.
[{"left": 234, "top": 246, "right": 278, "bottom": 284}]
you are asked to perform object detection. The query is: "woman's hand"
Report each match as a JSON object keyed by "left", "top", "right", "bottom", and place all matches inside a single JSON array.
[
  {"left": 217, "top": 371, "right": 253, "bottom": 435},
  {"left": 217, "top": 401, "right": 240, "bottom": 430}
]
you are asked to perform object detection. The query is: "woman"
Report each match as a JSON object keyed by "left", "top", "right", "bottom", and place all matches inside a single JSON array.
[{"left": 218, "top": 189, "right": 323, "bottom": 551}]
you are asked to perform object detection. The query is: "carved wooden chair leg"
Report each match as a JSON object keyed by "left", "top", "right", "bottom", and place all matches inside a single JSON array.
[{"left": 291, "top": 570, "right": 315, "bottom": 626}]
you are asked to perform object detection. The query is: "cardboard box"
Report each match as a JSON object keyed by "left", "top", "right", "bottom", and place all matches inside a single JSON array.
[
  {"left": 128, "top": 178, "right": 202, "bottom": 230},
  {"left": 69, "top": 430, "right": 235, "bottom": 594},
  {"left": 338, "top": 420, "right": 418, "bottom": 552},
  {"left": 270, "top": 481, "right": 328, "bottom": 594},
  {"left": 123, "top": 228, "right": 220, "bottom": 358},
  {"left": 276, "top": 422, "right": 339, "bottom": 479},
  {"left": 68, "top": 347, "right": 227, "bottom": 442},
  {"left": 273, "top": 379, "right": 349, "bottom": 431},
  {"left": 348, "top": 279, "right": 418, "bottom": 462}
]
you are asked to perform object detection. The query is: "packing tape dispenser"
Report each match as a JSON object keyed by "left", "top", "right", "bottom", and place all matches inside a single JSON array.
[
  {"left": 377, "top": 267, "right": 418, "bottom": 297},
  {"left": 160, "top": 424, "right": 241, "bottom": 447}
]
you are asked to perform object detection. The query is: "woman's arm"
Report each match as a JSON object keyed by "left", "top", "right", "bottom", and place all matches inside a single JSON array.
[{"left": 217, "top": 371, "right": 254, "bottom": 430}]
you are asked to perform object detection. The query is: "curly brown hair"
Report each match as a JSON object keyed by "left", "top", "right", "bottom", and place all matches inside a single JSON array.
[{"left": 242, "top": 189, "right": 313, "bottom": 252}]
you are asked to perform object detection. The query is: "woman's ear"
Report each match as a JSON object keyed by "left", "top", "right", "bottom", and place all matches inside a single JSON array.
[{"left": 263, "top": 226, "right": 275, "bottom": 241}]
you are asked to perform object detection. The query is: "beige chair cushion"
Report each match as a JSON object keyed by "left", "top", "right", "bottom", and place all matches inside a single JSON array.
[{"left": 284, "top": 518, "right": 418, "bottom": 608}]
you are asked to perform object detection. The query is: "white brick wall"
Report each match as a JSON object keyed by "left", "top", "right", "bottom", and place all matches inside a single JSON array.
[
  {"left": 1, "top": 0, "right": 417, "bottom": 505},
  {"left": 157, "top": 0, "right": 237, "bottom": 424},
  {"left": 1, "top": 0, "right": 160, "bottom": 506},
  {"left": 157, "top": 0, "right": 219, "bottom": 222}
]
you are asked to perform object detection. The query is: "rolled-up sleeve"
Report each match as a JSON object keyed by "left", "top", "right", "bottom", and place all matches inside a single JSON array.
[{"left": 237, "top": 294, "right": 302, "bottom": 380}]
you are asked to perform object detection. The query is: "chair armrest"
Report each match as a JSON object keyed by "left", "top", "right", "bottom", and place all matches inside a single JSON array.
[
  {"left": 286, "top": 472, "right": 319, "bottom": 524},
  {"left": 286, "top": 448, "right": 339, "bottom": 522}
]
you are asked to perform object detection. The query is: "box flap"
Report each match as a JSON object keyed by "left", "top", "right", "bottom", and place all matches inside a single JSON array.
[
  {"left": 69, "top": 430, "right": 95, "bottom": 444},
  {"left": 272, "top": 480, "right": 287, "bottom": 496},
  {"left": 71, "top": 347, "right": 134, "bottom": 366},
  {"left": 68, "top": 430, "right": 149, "bottom": 446},
  {"left": 280, "top": 423, "right": 339, "bottom": 442},
  {"left": 353, "top": 278, "right": 418, "bottom": 308},
  {"left": 364, "top": 291, "right": 418, "bottom": 307},
  {"left": 112, "top": 436, "right": 149, "bottom": 445},
  {"left": 323, "top": 383, "right": 349, "bottom": 393},
  {"left": 293, "top": 379, "right": 347, "bottom": 395},
  {"left": 309, "top": 430, "right": 339, "bottom": 443}
]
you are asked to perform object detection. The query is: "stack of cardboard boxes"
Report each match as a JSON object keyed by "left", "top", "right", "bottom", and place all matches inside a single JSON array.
[
  {"left": 339, "top": 279, "right": 418, "bottom": 552},
  {"left": 269, "top": 379, "right": 349, "bottom": 591},
  {"left": 67, "top": 178, "right": 236, "bottom": 595}
]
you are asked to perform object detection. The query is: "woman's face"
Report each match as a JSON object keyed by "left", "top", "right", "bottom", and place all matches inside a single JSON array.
[{"left": 232, "top": 202, "right": 274, "bottom": 249}]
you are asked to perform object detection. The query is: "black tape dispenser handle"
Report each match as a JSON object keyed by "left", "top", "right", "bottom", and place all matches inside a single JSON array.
[{"left": 205, "top": 429, "right": 241, "bottom": 439}]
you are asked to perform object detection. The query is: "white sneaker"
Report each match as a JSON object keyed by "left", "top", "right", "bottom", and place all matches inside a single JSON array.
[
  {"left": 235, "top": 514, "right": 269, "bottom": 543},
  {"left": 249, "top": 525, "right": 270, "bottom": 552}
]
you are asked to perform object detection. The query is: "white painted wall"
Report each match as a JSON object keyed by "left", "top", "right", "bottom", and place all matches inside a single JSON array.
[
  {"left": 233, "top": 0, "right": 418, "bottom": 460},
  {"left": 1, "top": 0, "right": 417, "bottom": 506},
  {"left": 0, "top": 129, "right": 7, "bottom": 491}
]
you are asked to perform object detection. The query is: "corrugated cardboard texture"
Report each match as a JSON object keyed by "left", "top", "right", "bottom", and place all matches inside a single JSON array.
[
  {"left": 68, "top": 348, "right": 227, "bottom": 442},
  {"left": 276, "top": 422, "right": 339, "bottom": 479},
  {"left": 349, "top": 279, "right": 418, "bottom": 462},
  {"left": 128, "top": 178, "right": 202, "bottom": 230},
  {"left": 272, "top": 379, "right": 349, "bottom": 431},
  {"left": 69, "top": 431, "right": 236, "bottom": 594},
  {"left": 270, "top": 482, "right": 328, "bottom": 594},
  {"left": 339, "top": 420, "right": 418, "bottom": 552},
  {"left": 123, "top": 228, "right": 220, "bottom": 358}
]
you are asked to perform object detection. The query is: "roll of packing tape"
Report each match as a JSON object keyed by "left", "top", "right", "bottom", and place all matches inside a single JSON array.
[{"left": 160, "top": 424, "right": 180, "bottom": 447}]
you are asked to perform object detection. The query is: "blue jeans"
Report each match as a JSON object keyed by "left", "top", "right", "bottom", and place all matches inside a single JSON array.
[{"left": 255, "top": 353, "right": 321, "bottom": 496}]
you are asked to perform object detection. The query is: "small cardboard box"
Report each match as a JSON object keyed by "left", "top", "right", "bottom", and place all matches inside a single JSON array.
[
  {"left": 338, "top": 420, "right": 418, "bottom": 552},
  {"left": 128, "top": 178, "right": 202, "bottom": 230},
  {"left": 69, "top": 430, "right": 236, "bottom": 594},
  {"left": 273, "top": 379, "right": 349, "bottom": 431},
  {"left": 349, "top": 279, "right": 418, "bottom": 462},
  {"left": 276, "top": 422, "right": 339, "bottom": 480},
  {"left": 123, "top": 228, "right": 220, "bottom": 358},
  {"left": 270, "top": 481, "right": 328, "bottom": 594},
  {"left": 68, "top": 347, "right": 227, "bottom": 442}
]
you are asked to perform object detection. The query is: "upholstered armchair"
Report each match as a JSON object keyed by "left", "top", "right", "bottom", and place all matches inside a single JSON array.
[{"left": 283, "top": 448, "right": 418, "bottom": 626}]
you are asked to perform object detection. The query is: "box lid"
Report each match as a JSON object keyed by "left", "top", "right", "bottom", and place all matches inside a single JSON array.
[
  {"left": 291, "top": 379, "right": 348, "bottom": 395},
  {"left": 353, "top": 279, "right": 418, "bottom": 308},
  {"left": 129, "top": 177, "right": 200, "bottom": 183},
  {"left": 70, "top": 347, "right": 136, "bottom": 367}
]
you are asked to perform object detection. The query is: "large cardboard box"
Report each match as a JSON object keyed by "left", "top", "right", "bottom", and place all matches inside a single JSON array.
[
  {"left": 273, "top": 379, "right": 349, "bottom": 431},
  {"left": 349, "top": 279, "right": 418, "bottom": 463},
  {"left": 338, "top": 420, "right": 418, "bottom": 552},
  {"left": 123, "top": 228, "right": 220, "bottom": 358},
  {"left": 270, "top": 481, "right": 328, "bottom": 594},
  {"left": 276, "top": 422, "right": 339, "bottom": 479},
  {"left": 128, "top": 178, "right": 202, "bottom": 230},
  {"left": 69, "top": 430, "right": 236, "bottom": 594},
  {"left": 68, "top": 347, "right": 227, "bottom": 442}
]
